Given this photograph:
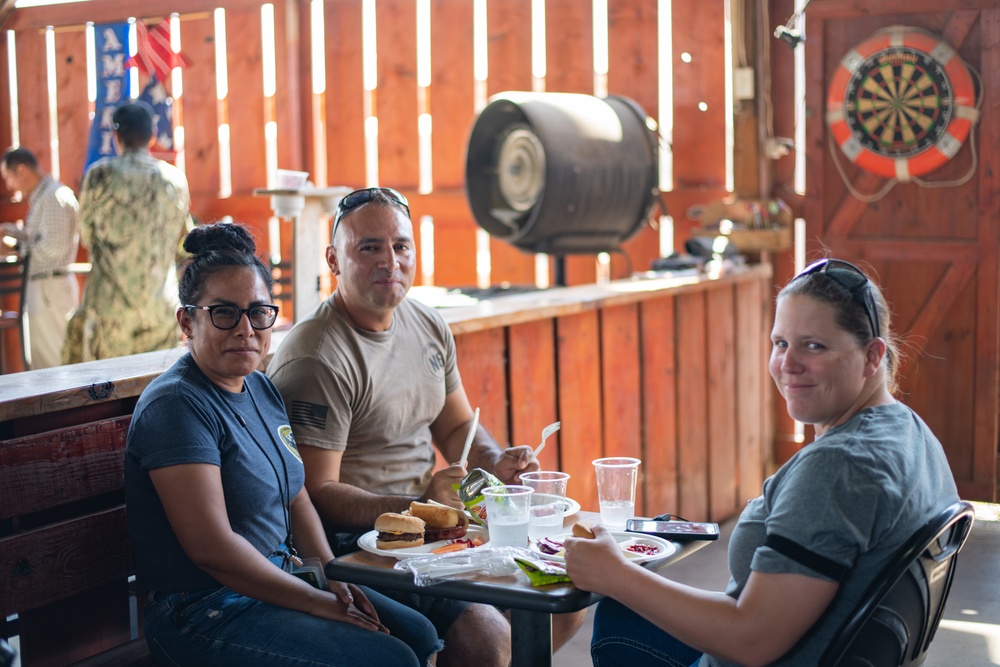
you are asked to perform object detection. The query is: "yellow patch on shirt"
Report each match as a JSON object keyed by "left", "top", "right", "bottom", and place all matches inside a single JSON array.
[{"left": 278, "top": 425, "right": 301, "bottom": 462}]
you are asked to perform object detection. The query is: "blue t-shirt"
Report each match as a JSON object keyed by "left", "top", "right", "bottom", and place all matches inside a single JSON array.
[{"left": 124, "top": 353, "right": 304, "bottom": 593}]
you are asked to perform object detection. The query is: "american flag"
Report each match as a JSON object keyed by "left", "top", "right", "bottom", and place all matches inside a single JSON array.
[
  {"left": 290, "top": 401, "right": 329, "bottom": 430},
  {"left": 138, "top": 75, "right": 176, "bottom": 159},
  {"left": 126, "top": 19, "right": 190, "bottom": 82},
  {"left": 127, "top": 19, "right": 190, "bottom": 162}
]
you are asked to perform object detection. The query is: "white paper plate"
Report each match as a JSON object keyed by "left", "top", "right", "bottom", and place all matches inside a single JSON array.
[
  {"left": 528, "top": 531, "right": 677, "bottom": 564},
  {"left": 561, "top": 497, "right": 582, "bottom": 517},
  {"left": 358, "top": 525, "right": 489, "bottom": 560}
]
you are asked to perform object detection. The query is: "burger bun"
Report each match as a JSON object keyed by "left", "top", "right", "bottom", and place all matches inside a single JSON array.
[
  {"left": 375, "top": 512, "right": 426, "bottom": 550},
  {"left": 572, "top": 521, "right": 596, "bottom": 539},
  {"left": 410, "top": 501, "right": 469, "bottom": 541},
  {"left": 409, "top": 501, "right": 461, "bottom": 528}
]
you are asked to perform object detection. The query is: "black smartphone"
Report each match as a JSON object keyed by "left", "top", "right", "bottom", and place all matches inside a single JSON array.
[{"left": 626, "top": 519, "right": 720, "bottom": 541}]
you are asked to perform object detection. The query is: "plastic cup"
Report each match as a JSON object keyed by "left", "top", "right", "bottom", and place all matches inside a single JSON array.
[
  {"left": 519, "top": 471, "right": 571, "bottom": 498},
  {"left": 592, "top": 457, "right": 641, "bottom": 529},
  {"left": 482, "top": 485, "right": 533, "bottom": 548},
  {"left": 528, "top": 493, "right": 567, "bottom": 538}
]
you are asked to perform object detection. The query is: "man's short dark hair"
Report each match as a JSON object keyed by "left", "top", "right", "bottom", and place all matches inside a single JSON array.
[
  {"left": 2, "top": 146, "right": 39, "bottom": 172},
  {"left": 112, "top": 101, "right": 155, "bottom": 149}
]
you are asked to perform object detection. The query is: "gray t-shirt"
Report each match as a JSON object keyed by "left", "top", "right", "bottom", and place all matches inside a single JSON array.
[
  {"left": 703, "top": 402, "right": 958, "bottom": 667},
  {"left": 267, "top": 295, "right": 462, "bottom": 496}
]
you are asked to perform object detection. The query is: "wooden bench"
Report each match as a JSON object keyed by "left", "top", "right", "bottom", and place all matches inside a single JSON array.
[{"left": 0, "top": 416, "right": 155, "bottom": 666}]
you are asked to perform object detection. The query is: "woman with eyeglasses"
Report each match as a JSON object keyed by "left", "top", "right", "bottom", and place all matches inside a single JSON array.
[
  {"left": 564, "top": 259, "right": 958, "bottom": 667},
  {"left": 124, "top": 222, "right": 440, "bottom": 666}
]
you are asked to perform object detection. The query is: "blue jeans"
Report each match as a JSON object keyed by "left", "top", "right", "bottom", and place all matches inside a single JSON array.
[
  {"left": 144, "top": 585, "right": 442, "bottom": 666},
  {"left": 591, "top": 598, "right": 704, "bottom": 667}
]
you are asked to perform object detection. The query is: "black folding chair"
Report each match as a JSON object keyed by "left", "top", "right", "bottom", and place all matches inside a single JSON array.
[
  {"left": 0, "top": 253, "right": 29, "bottom": 372},
  {"left": 819, "top": 500, "right": 975, "bottom": 667}
]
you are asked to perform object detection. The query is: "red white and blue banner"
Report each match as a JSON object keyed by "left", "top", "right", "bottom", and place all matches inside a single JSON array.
[
  {"left": 83, "top": 19, "right": 190, "bottom": 172},
  {"left": 83, "top": 22, "right": 131, "bottom": 173}
]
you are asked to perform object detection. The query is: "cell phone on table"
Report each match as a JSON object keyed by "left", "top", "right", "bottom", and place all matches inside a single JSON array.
[{"left": 625, "top": 519, "right": 720, "bottom": 541}]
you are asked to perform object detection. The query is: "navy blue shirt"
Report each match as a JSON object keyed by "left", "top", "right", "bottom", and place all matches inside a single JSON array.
[{"left": 125, "top": 354, "right": 304, "bottom": 593}]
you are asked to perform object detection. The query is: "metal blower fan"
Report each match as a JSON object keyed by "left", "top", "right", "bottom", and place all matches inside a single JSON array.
[{"left": 465, "top": 92, "right": 659, "bottom": 256}]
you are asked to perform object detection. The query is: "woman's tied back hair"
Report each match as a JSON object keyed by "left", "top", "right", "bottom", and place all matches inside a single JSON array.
[
  {"left": 779, "top": 262, "right": 902, "bottom": 395},
  {"left": 179, "top": 222, "right": 274, "bottom": 306}
]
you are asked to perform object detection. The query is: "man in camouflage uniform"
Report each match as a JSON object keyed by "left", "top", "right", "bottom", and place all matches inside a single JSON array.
[{"left": 64, "top": 101, "right": 192, "bottom": 363}]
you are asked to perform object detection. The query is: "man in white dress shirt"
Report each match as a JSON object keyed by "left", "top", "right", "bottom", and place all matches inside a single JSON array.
[{"left": 1, "top": 147, "right": 80, "bottom": 369}]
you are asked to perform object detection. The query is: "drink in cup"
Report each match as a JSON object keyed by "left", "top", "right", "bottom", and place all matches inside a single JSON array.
[
  {"left": 519, "top": 470, "right": 570, "bottom": 498},
  {"left": 482, "top": 485, "right": 533, "bottom": 548},
  {"left": 528, "top": 492, "right": 566, "bottom": 538},
  {"left": 592, "top": 457, "right": 641, "bottom": 529}
]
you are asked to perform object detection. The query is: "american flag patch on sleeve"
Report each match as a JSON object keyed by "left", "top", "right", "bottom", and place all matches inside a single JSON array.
[{"left": 290, "top": 401, "right": 328, "bottom": 429}]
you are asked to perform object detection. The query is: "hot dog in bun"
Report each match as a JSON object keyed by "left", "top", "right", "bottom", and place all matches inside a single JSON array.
[
  {"left": 572, "top": 521, "right": 596, "bottom": 539},
  {"left": 409, "top": 501, "right": 469, "bottom": 542},
  {"left": 375, "top": 512, "right": 426, "bottom": 549}
]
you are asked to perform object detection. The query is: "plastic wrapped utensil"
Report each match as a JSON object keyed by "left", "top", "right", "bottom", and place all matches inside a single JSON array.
[{"left": 394, "top": 547, "right": 526, "bottom": 585}]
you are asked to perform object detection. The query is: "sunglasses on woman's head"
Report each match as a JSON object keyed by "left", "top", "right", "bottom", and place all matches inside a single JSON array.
[
  {"left": 794, "top": 258, "right": 881, "bottom": 340},
  {"left": 331, "top": 187, "right": 410, "bottom": 240}
]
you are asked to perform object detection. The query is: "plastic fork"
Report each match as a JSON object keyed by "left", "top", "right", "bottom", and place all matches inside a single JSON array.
[{"left": 533, "top": 421, "right": 561, "bottom": 459}]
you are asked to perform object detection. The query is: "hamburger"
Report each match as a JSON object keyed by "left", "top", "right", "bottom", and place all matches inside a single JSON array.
[
  {"left": 374, "top": 512, "right": 425, "bottom": 549},
  {"left": 409, "top": 501, "right": 469, "bottom": 542}
]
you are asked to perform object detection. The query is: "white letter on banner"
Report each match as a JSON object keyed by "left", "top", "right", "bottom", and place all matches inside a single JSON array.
[
  {"left": 100, "top": 131, "right": 115, "bottom": 154},
  {"left": 102, "top": 27, "right": 124, "bottom": 51},
  {"left": 100, "top": 107, "right": 115, "bottom": 128},
  {"left": 104, "top": 80, "right": 122, "bottom": 103},
  {"left": 101, "top": 54, "right": 126, "bottom": 78}
]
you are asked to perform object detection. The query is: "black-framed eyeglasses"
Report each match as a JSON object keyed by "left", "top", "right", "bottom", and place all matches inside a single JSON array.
[
  {"left": 331, "top": 187, "right": 410, "bottom": 240},
  {"left": 794, "top": 258, "right": 881, "bottom": 340},
  {"left": 184, "top": 304, "right": 280, "bottom": 330}
]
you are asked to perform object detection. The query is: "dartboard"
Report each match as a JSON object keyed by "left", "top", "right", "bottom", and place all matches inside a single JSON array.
[{"left": 826, "top": 27, "right": 976, "bottom": 181}]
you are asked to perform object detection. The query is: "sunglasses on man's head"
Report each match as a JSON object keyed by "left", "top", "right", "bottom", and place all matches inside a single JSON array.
[
  {"left": 331, "top": 187, "right": 410, "bottom": 240},
  {"left": 794, "top": 258, "right": 881, "bottom": 340}
]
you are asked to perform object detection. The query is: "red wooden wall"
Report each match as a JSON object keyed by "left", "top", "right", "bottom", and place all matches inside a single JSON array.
[{"left": 0, "top": 0, "right": 734, "bottom": 320}]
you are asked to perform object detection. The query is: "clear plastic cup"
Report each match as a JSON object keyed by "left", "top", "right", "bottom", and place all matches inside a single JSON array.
[
  {"left": 528, "top": 492, "right": 567, "bottom": 538},
  {"left": 519, "top": 471, "right": 571, "bottom": 497},
  {"left": 592, "top": 457, "right": 640, "bottom": 529},
  {"left": 482, "top": 485, "right": 533, "bottom": 548}
]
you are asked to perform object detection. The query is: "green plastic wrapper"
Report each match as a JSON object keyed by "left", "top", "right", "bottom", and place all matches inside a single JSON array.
[
  {"left": 453, "top": 468, "right": 504, "bottom": 525},
  {"left": 513, "top": 555, "right": 572, "bottom": 586}
]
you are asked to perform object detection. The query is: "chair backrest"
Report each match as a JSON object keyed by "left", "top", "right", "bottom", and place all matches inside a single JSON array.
[
  {"left": 0, "top": 253, "right": 29, "bottom": 370},
  {"left": 819, "top": 500, "right": 976, "bottom": 667}
]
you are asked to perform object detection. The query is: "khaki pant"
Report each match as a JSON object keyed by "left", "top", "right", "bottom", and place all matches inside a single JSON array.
[{"left": 24, "top": 274, "right": 79, "bottom": 369}]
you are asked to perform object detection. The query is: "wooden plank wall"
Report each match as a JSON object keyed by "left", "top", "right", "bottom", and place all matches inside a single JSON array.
[
  {"left": 0, "top": 0, "right": 733, "bottom": 301},
  {"left": 0, "top": 417, "right": 135, "bottom": 665},
  {"left": 785, "top": 0, "right": 1000, "bottom": 501}
]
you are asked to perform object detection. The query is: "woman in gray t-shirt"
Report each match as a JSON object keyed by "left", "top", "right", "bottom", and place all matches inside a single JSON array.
[{"left": 564, "top": 259, "right": 958, "bottom": 667}]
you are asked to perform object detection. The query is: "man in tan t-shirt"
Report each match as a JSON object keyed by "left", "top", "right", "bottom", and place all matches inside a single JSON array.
[{"left": 268, "top": 187, "right": 584, "bottom": 667}]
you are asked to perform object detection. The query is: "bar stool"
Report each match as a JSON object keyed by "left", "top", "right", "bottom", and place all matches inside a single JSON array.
[{"left": 0, "top": 253, "right": 29, "bottom": 373}]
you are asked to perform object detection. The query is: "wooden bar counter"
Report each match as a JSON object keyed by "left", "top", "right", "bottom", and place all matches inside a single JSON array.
[{"left": 1, "top": 263, "right": 774, "bottom": 520}]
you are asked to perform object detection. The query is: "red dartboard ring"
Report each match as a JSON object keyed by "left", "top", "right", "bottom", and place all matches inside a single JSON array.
[{"left": 825, "top": 26, "right": 977, "bottom": 181}]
